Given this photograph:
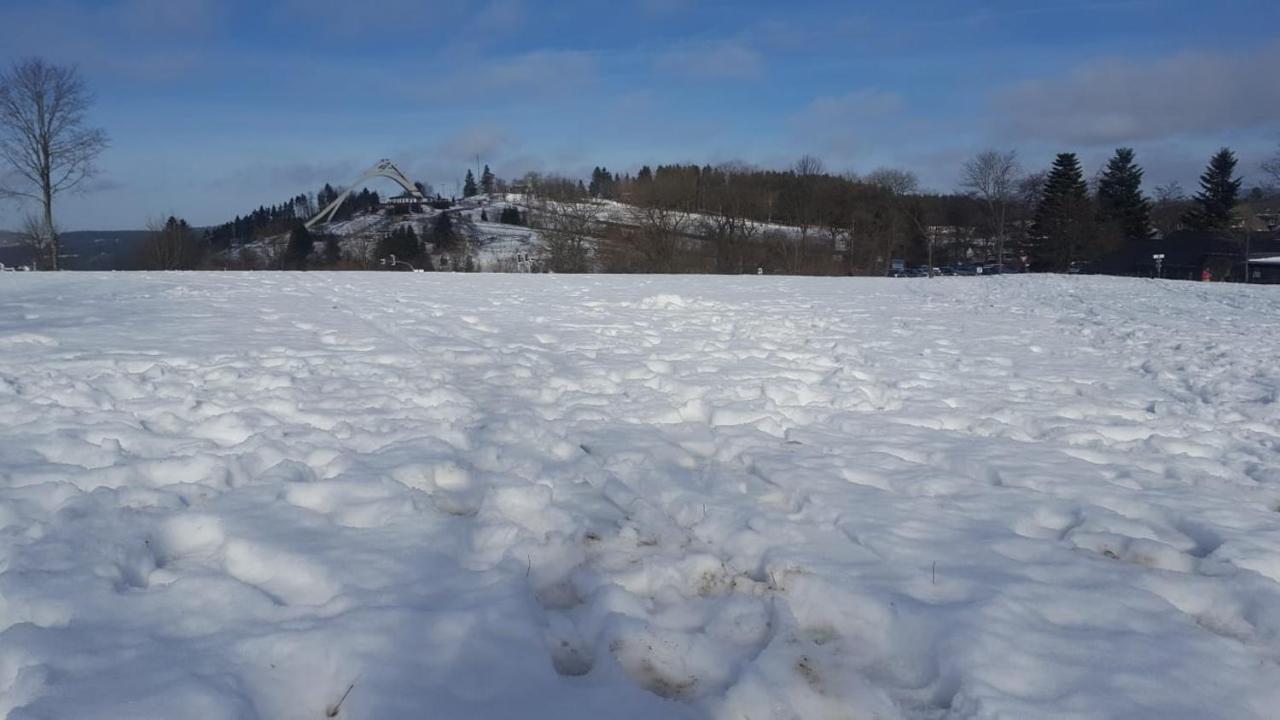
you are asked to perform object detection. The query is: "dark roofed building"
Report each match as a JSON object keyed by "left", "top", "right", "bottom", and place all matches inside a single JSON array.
[{"left": 1092, "top": 230, "right": 1280, "bottom": 283}]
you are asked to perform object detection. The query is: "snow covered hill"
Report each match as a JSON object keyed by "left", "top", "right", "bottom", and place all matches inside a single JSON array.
[
  {"left": 246, "top": 192, "right": 810, "bottom": 272},
  {"left": 2, "top": 273, "right": 1279, "bottom": 719}
]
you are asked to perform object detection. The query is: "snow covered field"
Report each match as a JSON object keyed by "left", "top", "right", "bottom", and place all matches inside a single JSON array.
[{"left": 2, "top": 273, "right": 1279, "bottom": 719}]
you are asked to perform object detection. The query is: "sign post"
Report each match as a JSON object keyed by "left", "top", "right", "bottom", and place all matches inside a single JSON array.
[{"left": 1152, "top": 253, "right": 1165, "bottom": 279}]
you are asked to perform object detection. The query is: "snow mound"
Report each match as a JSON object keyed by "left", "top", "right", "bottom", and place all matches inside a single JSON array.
[{"left": 2, "top": 272, "right": 1280, "bottom": 719}]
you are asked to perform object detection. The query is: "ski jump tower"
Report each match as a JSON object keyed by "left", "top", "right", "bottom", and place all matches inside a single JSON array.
[{"left": 305, "top": 159, "right": 426, "bottom": 229}]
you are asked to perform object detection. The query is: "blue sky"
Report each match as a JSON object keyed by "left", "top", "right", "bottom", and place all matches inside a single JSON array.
[{"left": 1, "top": 0, "right": 1278, "bottom": 230}]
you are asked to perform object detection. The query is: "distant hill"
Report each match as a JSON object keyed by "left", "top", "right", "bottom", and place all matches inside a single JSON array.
[{"left": 0, "top": 230, "right": 149, "bottom": 270}]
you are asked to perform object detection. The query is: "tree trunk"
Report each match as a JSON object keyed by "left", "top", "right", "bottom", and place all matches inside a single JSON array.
[{"left": 44, "top": 190, "right": 57, "bottom": 271}]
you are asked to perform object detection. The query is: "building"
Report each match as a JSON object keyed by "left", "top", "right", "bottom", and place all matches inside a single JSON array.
[
  {"left": 1245, "top": 254, "right": 1280, "bottom": 284},
  {"left": 1092, "top": 230, "right": 1280, "bottom": 282}
]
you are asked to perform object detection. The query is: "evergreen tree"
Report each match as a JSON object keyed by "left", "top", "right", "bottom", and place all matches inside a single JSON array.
[
  {"left": 463, "top": 170, "right": 478, "bottom": 197},
  {"left": 499, "top": 206, "right": 523, "bottom": 225},
  {"left": 1030, "top": 153, "right": 1093, "bottom": 272},
  {"left": 378, "top": 225, "right": 420, "bottom": 261},
  {"left": 317, "top": 184, "right": 338, "bottom": 209},
  {"left": 431, "top": 212, "right": 456, "bottom": 251},
  {"left": 323, "top": 234, "right": 342, "bottom": 266},
  {"left": 588, "top": 166, "right": 616, "bottom": 199},
  {"left": 1096, "top": 148, "right": 1153, "bottom": 244},
  {"left": 1182, "top": 147, "right": 1241, "bottom": 232},
  {"left": 284, "top": 222, "right": 314, "bottom": 270},
  {"left": 481, "top": 165, "right": 495, "bottom": 195}
]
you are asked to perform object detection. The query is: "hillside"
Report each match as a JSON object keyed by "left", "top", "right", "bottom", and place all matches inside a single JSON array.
[
  {"left": 321, "top": 194, "right": 544, "bottom": 270},
  {"left": 2, "top": 273, "right": 1278, "bottom": 718},
  {"left": 228, "top": 192, "right": 819, "bottom": 273}
]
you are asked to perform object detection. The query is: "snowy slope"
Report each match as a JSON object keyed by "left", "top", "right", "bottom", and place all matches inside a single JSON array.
[
  {"left": 1, "top": 273, "right": 1279, "bottom": 719},
  {"left": 238, "top": 196, "right": 543, "bottom": 270}
]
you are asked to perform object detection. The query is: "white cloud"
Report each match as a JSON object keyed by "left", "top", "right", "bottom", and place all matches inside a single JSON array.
[
  {"left": 789, "top": 89, "right": 906, "bottom": 158},
  {"left": 994, "top": 43, "right": 1280, "bottom": 146},
  {"left": 454, "top": 50, "right": 598, "bottom": 99},
  {"left": 653, "top": 41, "right": 764, "bottom": 81},
  {"left": 802, "top": 90, "right": 905, "bottom": 124}
]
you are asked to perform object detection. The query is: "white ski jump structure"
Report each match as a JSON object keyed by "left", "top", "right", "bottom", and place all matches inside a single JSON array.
[{"left": 305, "top": 159, "right": 426, "bottom": 229}]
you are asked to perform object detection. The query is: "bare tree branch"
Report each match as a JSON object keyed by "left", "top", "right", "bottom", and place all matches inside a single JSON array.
[
  {"left": 1262, "top": 145, "right": 1280, "bottom": 188},
  {"left": 961, "top": 150, "right": 1020, "bottom": 266},
  {"left": 0, "top": 58, "right": 108, "bottom": 270},
  {"left": 17, "top": 212, "right": 57, "bottom": 270}
]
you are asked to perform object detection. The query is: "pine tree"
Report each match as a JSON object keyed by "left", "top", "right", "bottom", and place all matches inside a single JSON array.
[
  {"left": 463, "top": 170, "right": 478, "bottom": 197},
  {"left": 1096, "top": 148, "right": 1153, "bottom": 244},
  {"left": 323, "top": 234, "right": 341, "bottom": 266},
  {"left": 377, "top": 226, "right": 421, "bottom": 264},
  {"left": 1182, "top": 147, "right": 1241, "bottom": 232},
  {"left": 431, "top": 212, "right": 456, "bottom": 251},
  {"left": 481, "top": 165, "right": 495, "bottom": 195},
  {"left": 1030, "top": 153, "right": 1093, "bottom": 272},
  {"left": 499, "top": 207, "right": 523, "bottom": 225},
  {"left": 285, "top": 222, "right": 314, "bottom": 270}
]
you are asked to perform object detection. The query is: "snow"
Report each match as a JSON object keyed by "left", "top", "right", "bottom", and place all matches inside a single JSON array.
[{"left": 2, "top": 272, "right": 1279, "bottom": 719}]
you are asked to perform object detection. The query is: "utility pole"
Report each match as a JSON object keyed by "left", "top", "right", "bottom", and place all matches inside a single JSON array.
[{"left": 1243, "top": 223, "right": 1251, "bottom": 283}]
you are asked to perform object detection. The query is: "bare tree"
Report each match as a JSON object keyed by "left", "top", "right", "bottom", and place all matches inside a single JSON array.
[
  {"left": 1152, "top": 181, "right": 1187, "bottom": 237},
  {"left": 700, "top": 164, "right": 762, "bottom": 273},
  {"left": 0, "top": 58, "right": 108, "bottom": 270},
  {"left": 793, "top": 154, "right": 825, "bottom": 178},
  {"left": 529, "top": 196, "right": 600, "bottom": 273},
  {"left": 699, "top": 210, "right": 759, "bottom": 274},
  {"left": 139, "top": 216, "right": 203, "bottom": 270},
  {"left": 1263, "top": 145, "right": 1280, "bottom": 188},
  {"left": 628, "top": 204, "right": 692, "bottom": 273},
  {"left": 961, "top": 150, "right": 1020, "bottom": 266},
  {"left": 865, "top": 168, "right": 920, "bottom": 274},
  {"left": 18, "top": 211, "right": 57, "bottom": 270},
  {"left": 865, "top": 167, "right": 919, "bottom": 196},
  {"left": 344, "top": 233, "right": 380, "bottom": 269},
  {"left": 998, "top": 170, "right": 1046, "bottom": 263}
]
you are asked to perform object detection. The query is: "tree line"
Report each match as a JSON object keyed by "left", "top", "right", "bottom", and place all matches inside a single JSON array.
[
  {"left": 2, "top": 57, "right": 1277, "bottom": 274},
  {"left": 519, "top": 146, "right": 1266, "bottom": 275}
]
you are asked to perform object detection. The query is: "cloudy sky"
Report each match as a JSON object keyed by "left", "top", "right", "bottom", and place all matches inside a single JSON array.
[{"left": 1, "top": 0, "right": 1277, "bottom": 230}]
